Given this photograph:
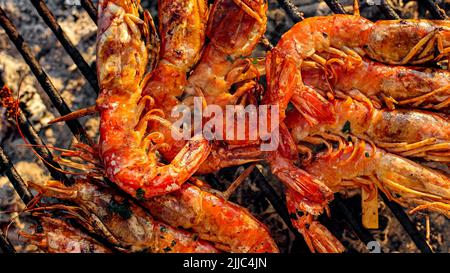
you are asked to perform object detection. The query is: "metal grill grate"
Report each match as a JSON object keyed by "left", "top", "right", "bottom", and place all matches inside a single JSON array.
[{"left": 0, "top": 0, "right": 446, "bottom": 253}]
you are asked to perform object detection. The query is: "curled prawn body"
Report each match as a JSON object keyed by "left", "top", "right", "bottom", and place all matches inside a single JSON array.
[
  {"left": 20, "top": 217, "right": 111, "bottom": 253},
  {"left": 140, "top": 0, "right": 209, "bottom": 161},
  {"left": 262, "top": 14, "right": 450, "bottom": 253},
  {"left": 96, "top": 0, "right": 210, "bottom": 199},
  {"left": 303, "top": 139, "right": 450, "bottom": 217},
  {"left": 142, "top": 0, "right": 208, "bottom": 117},
  {"left": 286, "top": 95, "right": 450, "bottom": 162},
  {"left": 144, "top": 183, "right": 279, "bottom": 253},
  {"left": 187, "top": 0, "right": 267, "bottom": 108},
  {"left": 301, "top": 58, "right": 450, "bottom": 110},
  {"left": 275, "top": 15, "right": 371, "bottom": 63},
  {"left": 152, "top": 0, "right": 269, "bottom": 173},
  {"left": 29, "top": 179, "right": 219, "bottom": 253},
  {"left": 277, "top": 15, "right": 450, "bottom": 66},
  {"left": 96, "top": 0, "right": 147, "bottom": 93},
  {"left": 263, "top": 51, "right": 334, "bottom": 214},
  {"left": 263, "top": 122, "right": 340, "bottom": 253},
  {"left": 274, "top": 15, "right": 450, "bottom": 110},
  {"left": 361, "top": 20, "right": 450, "bottom": 65},
  {"left": 191, "top": 0, "right": 268, "bottom": 169}
]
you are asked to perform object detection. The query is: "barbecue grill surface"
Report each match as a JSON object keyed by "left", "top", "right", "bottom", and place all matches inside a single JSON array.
[{"left": 0, "top": 0, "right": 449, "bottom": 253}]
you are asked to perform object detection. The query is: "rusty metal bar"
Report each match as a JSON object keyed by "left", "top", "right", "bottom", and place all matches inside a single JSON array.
[
  {"left": 378, "top": 0, "right": 401, "bottom": 19},
  {"left": 0, "top": 6, "right": 91, "bottom": 145},
  {"left": 324, "top": 0, "right": 347, "bottom": 14},
  {"left": 259, "top": 36, "right": 274, "bottom": 51},
  {"left": 216, "top": 167, "right": 310, "bottom": 252},
  {"left": 380, "top": 192, "right": 433, "bottom": 253},
  {"left": 249, "top": 168, "right": 301, "bottom": 237},
  {"left": 81, "top": 0, "right": 98, "bottom": 23},
  {"left": 277, "top": 0, "right": 304, "bottom": 23},
  {"left": 0, "top": 146, "right": 34, "bottom": 205},
  {"left": 332, "top": 195, "right": 381, "bottom": 251},
  {"left": 29, "top": 0, "right": 99, "bottom": 93},
  {"left": 423, "top": 0, "right": 448, "bottom": 19},
  {"left": 0, "top": 229, "right": 15, "bottom": 253},
  {"left": 1, "top": 78, "right": 73, "bottom": 186}
]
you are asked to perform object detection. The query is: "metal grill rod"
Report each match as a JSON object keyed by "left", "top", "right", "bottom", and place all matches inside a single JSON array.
[
  {"left": 248, "top": 169, "right": 301, "bottom": 236},
  {"left": 324, "top": 0, "right": 347, "bottom": 14},
  {"left": 380, "top": 192, "right": 433, "bottom": 253},
  {"left": 379, "top": 0, "right": 401, "bottom": 19},
  {"left": 324, "top": 0, "right": 400, "bottom": 19},
  {"left": 0, "top": 0, "right": 445, "bottom": 253},
  {"left": 81, "top": 0, "right": 99, "bottom": 23},
  {"left": 424, "top": 0, "right": 448, "bottom": 19},
  {"left": 332, "top": 195, "right": 382, "bottom": 251},
  {"left": 0, "top": 146, "right": 39, "bottom": 254},
  {"left": 0, "top": 228, "right": 15, "bottom": 253},
  {"left": 0, "top": 79, "right": 74, "bottom": 186},
  {"left": 29, "top": 0, "right": 99, "bottom": 93},
  {"left": 0, "top": 146, "right": 34, "bottom": 205},
  {"left": 0, "top": 7, "right": 91, "bottom": 145},
  {"left": 277, "top": 0, "right": 304, "bottom": 23}
]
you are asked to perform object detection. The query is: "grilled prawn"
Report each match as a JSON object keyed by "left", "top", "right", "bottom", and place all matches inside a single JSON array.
[
  {"left": 263, "top": 50, "right": 334, "bottom": 213},
  {"left": 145, "top": 182, "right": 279, "bottom": 253},
  {"left": 140, "top": 0, "right": 209, "bottom": 161},
  {"left": 151, "top": 0, "right": 269, "bottom": 173},
  {"left": 29, "top": 179, "right": 220, "bottom": 253},
  {"left": 275, "top": 15, "right": 450, "bottom": 66},
  {"left": 187, "top": 0, "right": 267, "bottom": 108},
  {"left": 261, "top": 13, "right": 450, "bottom": 253},
  {"left": 301, "top": 57, "right": 450, "bottom": 111},
  {"left": 192, "top": 0, "right": 269, "bottom": 173},
  {"left": 269, "top": 123, "right": 344, "bottom": 253},
  {"left": 96, "top": 0, "right": 210, "bottom": 199},
  {"left": 286, "top": 95, "right": 450, "bottom": 163},
  {"left": 29, "top": 178, "right": 278, "bottom": 253},
  {"left": 303, "top": 138, "right": 450, "bottom": 217}
]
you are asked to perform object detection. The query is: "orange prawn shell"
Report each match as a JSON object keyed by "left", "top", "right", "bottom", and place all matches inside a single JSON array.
[
  {"left": 145, "top": 183, "right": 279, "bottom": 253},
  {"left": 275, "top": 15, "right": 371, "bottom": 62}
]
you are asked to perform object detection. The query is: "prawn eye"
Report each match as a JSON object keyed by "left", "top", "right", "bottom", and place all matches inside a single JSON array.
[
  {"left": 341, "top": 121, "right": 351, "bottom": 134},
  {"left": 289, "top": 213, "right": 298, "bottom": 220},
  {"left": 136, "top": 188, "right": 146, "bottom": 200},
  {"left": 36, "top": 225, "right": 44, "bottom": 234}
]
